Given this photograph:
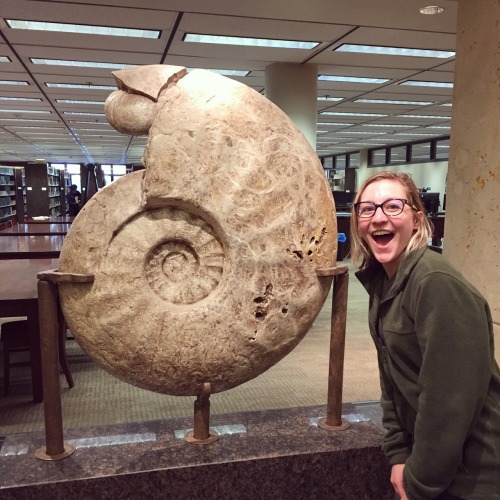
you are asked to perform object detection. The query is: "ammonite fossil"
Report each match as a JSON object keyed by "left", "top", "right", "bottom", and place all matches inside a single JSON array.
[{"left": 58, "top": 65, "right": 337, "bottom": 396}]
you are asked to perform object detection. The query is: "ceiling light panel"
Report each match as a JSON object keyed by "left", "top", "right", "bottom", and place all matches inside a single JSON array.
[
  {"left": 184, "top": 33, "right": 318, "bottom": 49},
  {"left": 6, "top": 19, "right": 161, "bottom": 38},
  {"left": 400, "top": 80, "right": 453, "bottom": 88},
  {"left": 335, "top": 44, "right": 454, "bottom": 58},
  {"left": 354, "top": 99, "right": 434, "bottom": 105},
  {"left": 319, "top": 75, "right": 389, "bottom": 84}
]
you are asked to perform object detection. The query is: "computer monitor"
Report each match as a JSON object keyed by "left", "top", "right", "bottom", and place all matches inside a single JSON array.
[
  {"left": 333, "top": 191, "right": 355, "bottom": 211},
  {"left": 420, "top": 192, "right": 440, "bottom": 216}
]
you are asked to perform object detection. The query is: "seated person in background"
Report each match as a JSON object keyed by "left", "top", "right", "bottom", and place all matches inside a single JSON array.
[{"left": 67, "top": 184, "right": 81, "bottom": 216}]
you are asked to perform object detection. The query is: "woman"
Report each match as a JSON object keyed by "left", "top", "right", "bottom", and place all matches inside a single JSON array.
[{"left": 350, "top": 172, "right": 500, "bottom": 500}]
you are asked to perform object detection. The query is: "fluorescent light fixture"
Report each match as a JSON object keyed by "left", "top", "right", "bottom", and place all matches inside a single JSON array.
[
  {"left": 187, "top": 68, "right": 249, "bottom": 77},
  {"left": 0, "top": 97, "right": 41, "bottom": 102},
  {"left": 0, "top": 118, "right": 58, "bottom": 122},
  {"left": 0, "top": 57, "right": 11, "bottom": 63},
  {"left": 69, "top": 121, "right": 111, "bottom": 125},
  {"left": 321, "top": 112, "right": 388, "bottom": 117},
  {"left": 395, "top": 132, "right": 435, "bottom": 136},
  {"left": 317, "top": 122, "right": 352, "bottom": 126},
  {"left": 428, "top": 125, "right": 451, "bottom": 129},
  {"left": 436, "top": 145, "right": 449, "bottom": 148},
  {"left": 63, "top": 112, "right": 106, "bottom": 116},
  {"left": 362, "top": 124, "right": 414, "bottom": 128},
  {"left": 335, "top": 131, "right": 387, "bottom": 135},
  {"left": 398, "top": 114, "right": 450, "bottom": 119},
  {"left": 6, "top": 125, "right": 63, "bottom": 129},
  {"left": 0, "top": 109, "right": 50, "bottom": 113},
  {"left": 319, "top": 75, "right": 389, "bottom": 84},
  {"left": 318, "top": 97, "right": 343, "bottom": 102},
  {"left": 46, "top": 83, "right": 116, "bottom": 90},
  {"left": 355, "top": 99, "right": 433, "bottom": 105},
  {"left": 0, "top": 80, "right": 29, "bottom": 86},
  {"left": 183, "top": 33, "right": 318, "bottom": 49},
  {"left": 56, "top": 99, "right": 105, "bottom": 105},
  {"left": 419, "top": 6, "right": 444, "bottom": 15},
  {"left": 335, "top": 44, "right": 454, "bottom": 59},
  {"left": 400, "top": 80, "right": 453, "bottom": 88},
  {"left": 31, "top": 58, "right": 131, "bottom": 70},
  {"left": 439, "top": 103, "right": 452, "bottom": 107},
  {"left": 6, "top": 19, "right": 160, "bottom": 38}
]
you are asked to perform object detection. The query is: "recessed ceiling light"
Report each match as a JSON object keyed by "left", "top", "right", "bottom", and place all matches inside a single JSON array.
[
  {"left": 355, "top": 99, "right": 434, "bottom": 105},
  {"left": 322, "top": 112, "right": 388, "bottom": 117},
  {"left": 428, "top": 125, "right": 451, "bottom": 129},
  {"left": 31, "top": 58, "right": 131, "bottom": 70},
  {"left": 319, "top": 75, "right": 389, "bottom": 84},
  {"left": 335, "top": 44, "right": 454, "bottom": 59},
  {"left": 183, "top": 33, "right": 318, "bottom": 49},
  {"left": 0, "top": 109, "right": 50, "bottom": 114},
  {"left": 317, "top": 97, "right": 343, "bottom": 102},
  {"left": 400, "top": 80, "right": 453, "bottom": 88},
  {"left": 0, "top": 96, "right": 42, "bottom": 102},
  {"left": 0, "top": 57, "right": 11, "bottom": 63},
  {"left": 187, "top": 68, "right": 250, "bottom": 77},
  {"left": 56, "top": 99, "right": 106, "bottom": 105},
  {"left": 362, "top": 124, "right": 414, "bottom": 128},
  {"left": 419, "top": 6, "right": 444, "bottom": 15},
  {"left": 397, "top": 114, "right": 450, "bottom": 119},
  {"left": 63, "top": 112, "right": 106, "bottom": 116},
  {"left": 6, "top": 19, "right": 160, "bottom": 38},
  {"left": 335, "top": 131, "right": 387, "bottom": 135},
  {"left": 317, "top": 122, "right": 352, "bottom": 126},
  {"left": 0, "top": 118, "right": 58, "bottom": 122},
  {"left": 0, "top": 80, "right": 29, "bottom": 86},
  {"left": 46, "top": 83, "right": 116, "bottom": 90}
]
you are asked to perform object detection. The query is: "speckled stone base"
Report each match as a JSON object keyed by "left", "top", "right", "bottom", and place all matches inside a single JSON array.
[{"left": 0, "top": 403, "right": 392, "bottom": 499}]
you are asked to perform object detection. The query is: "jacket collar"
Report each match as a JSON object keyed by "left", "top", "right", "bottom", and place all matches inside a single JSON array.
[{"left": 355, "top": 246, "right": 428, "bottom": 300}]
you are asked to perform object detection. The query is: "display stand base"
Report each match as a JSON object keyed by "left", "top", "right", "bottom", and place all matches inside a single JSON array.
[{"left": 34, "top": 444, "right": 75, "bottom": 461}]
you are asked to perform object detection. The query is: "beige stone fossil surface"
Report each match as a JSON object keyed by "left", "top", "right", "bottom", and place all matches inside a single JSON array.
[{"left": 59, "top": 66, "right": 337, "bottom": 396}]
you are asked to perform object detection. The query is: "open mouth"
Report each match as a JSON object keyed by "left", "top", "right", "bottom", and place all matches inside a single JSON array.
[{"left": 372, "top": 230, "right": 394, "bottom": 246}]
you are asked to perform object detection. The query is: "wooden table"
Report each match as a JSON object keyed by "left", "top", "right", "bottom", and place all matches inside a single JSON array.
[
  {"left": 0, "top": 258, "right": 59, "bottom": 402},
  {"left": 0, "top": 235, "right": 64, "bottom": 259},
  {"left": 25, "top": 216, "right": 75, "bottom": 225},
  {"left": 0, "top": 223, "right": 71, "bottom": 236}
]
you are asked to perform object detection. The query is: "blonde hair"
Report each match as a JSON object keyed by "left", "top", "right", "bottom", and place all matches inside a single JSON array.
[{"left": 350, "top": 171, "right": 433, "bottom": 269}]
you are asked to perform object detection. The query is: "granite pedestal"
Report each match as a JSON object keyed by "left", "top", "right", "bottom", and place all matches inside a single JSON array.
[{"left": 0, "top": 402, "right": 392, "bottom": 499}]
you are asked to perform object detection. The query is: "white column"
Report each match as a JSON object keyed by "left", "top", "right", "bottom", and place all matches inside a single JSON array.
[
  {"left": 265, "top": 63, "right": 318, "bottom": 149},
  {"left": 445, "top": 0, "right": 500, "bottom": 324}
]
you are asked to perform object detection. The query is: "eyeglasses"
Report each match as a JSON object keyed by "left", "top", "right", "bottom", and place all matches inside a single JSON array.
[{"left": 354, "top": 198, "right": 414, "bottom": 218}]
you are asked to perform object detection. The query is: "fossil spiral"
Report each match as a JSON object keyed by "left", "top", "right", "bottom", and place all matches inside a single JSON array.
[{"left": 58, "top": 65, "right": 337, "bottom": 396}]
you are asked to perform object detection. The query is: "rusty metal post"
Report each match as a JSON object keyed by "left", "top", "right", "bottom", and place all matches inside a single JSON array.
[
  {"left": 185, "top": 382, "right": 219, "bottom": 444},
  {"left": 34, "top": 279, "right": 75, "bottom": 460},
  {"left": 34, "top": 269, "right": 94, "bottom": 460},
  {"left": 317, "top": 266, "right": 351, "bottom": 431}
]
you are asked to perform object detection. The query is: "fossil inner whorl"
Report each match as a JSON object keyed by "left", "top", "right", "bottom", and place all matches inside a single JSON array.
[{"left": 143, "top": 208, "right": 224, "bottom": 305}]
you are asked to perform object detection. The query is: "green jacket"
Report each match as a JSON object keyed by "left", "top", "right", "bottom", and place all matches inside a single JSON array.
[{"left": 356, "top": 246, "right": 500, "bottom": 500}]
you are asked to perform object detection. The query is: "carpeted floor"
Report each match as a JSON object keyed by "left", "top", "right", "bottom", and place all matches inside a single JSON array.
[{"left": 0, "top": 259, "right": 380, "bottom": 435}]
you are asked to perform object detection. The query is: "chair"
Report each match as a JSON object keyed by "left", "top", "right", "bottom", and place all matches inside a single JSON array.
[{"left": 1, "top": 318, "right": 74, "bottom": 396}]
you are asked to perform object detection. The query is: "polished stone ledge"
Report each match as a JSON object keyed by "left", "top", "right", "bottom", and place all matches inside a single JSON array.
[{"left": 0, "top": 402, "right": 392, "bottom": 499}]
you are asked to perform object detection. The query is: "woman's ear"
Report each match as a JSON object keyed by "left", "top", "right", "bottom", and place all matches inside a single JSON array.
[{"left": 413, "top": 210, "right": 424, "bottom": 230}]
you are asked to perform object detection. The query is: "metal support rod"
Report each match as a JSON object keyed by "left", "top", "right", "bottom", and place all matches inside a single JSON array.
[
  {"left": 193, "top": 382, "right": 211, "bottom": 440},
  {"left": 185, "top": 382, "right": 219, "bottom": 445},
  {"left": 325, "top": 270, "right": 350, "bottom": 427},
  {"left": 35, "top": 280, "right": 75, "bottom": 460},
  {"left": 34, "top": 269, "right": 93, "bottom": 460},
  {"left": 316, "top": 265, "right": 350, "bottom": 431}
]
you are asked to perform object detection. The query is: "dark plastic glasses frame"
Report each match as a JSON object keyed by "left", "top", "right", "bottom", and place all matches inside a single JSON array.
[{"left": 354, "top": 198, "right": 416, "bottom": 218}]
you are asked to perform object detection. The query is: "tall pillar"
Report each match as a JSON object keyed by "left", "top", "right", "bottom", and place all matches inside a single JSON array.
[
  {"left": 445, "top": 0, "right": 500, "bottom": 324},
  {"left": 265, "top": 63, "right": 318, "bottom": 149}
]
